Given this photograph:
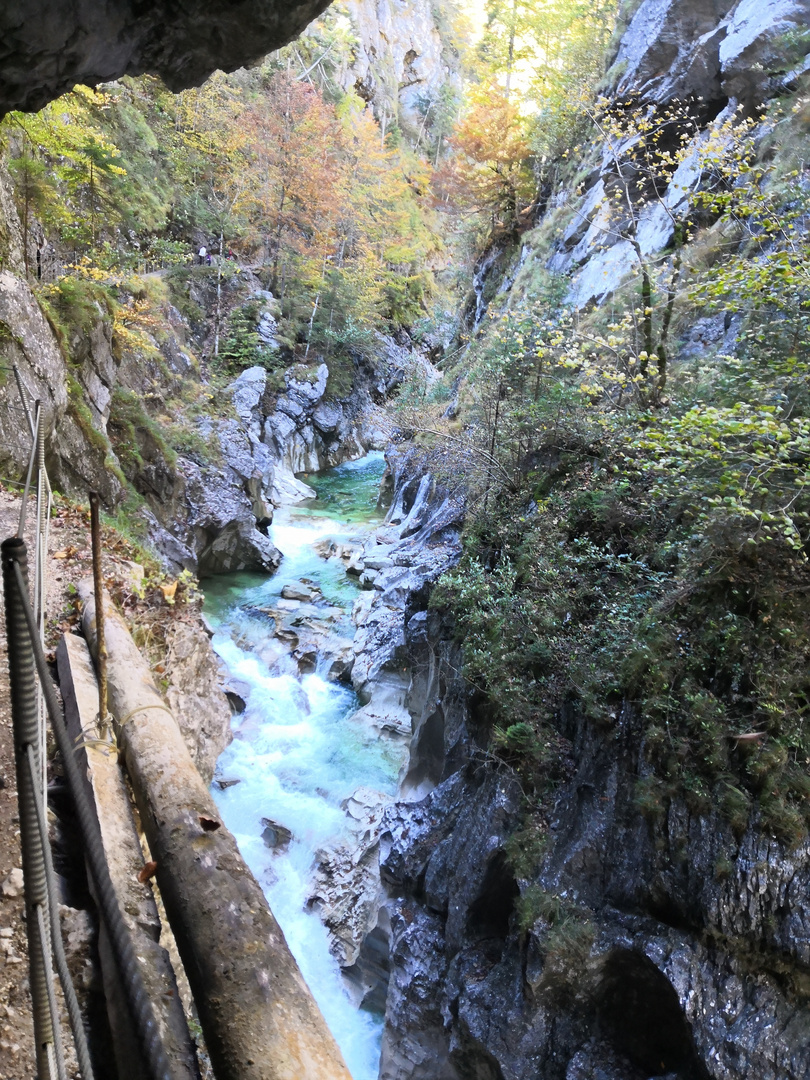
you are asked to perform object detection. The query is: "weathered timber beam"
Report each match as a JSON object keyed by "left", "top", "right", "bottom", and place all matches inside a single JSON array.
[{"left": 78, "top": 582, "right": 350, "bottom": 1080}]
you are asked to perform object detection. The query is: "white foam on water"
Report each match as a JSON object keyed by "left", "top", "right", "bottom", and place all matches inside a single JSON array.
[
  {"left": 332, "top": 450, "right": 386, "bottom": 472},
  {"left": 210, "top": 455, "right": 396, "bottom": 1080}
]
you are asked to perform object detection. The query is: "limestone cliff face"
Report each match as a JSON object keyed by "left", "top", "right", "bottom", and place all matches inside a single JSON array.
[
  {"left": 0, "top": 165, "right": 400, "bottom": 576},
  {"left": 368, "top": 467, "right": 810, "bottom": 1078},
  {"left": 0, "top": 163, "right": 68, "bottom": 481},
  {"left": 612, "top": 0, "right": 810, "bottom": 109},
  {"left": 341, "top": 0, "right": 461, "bottom": 139},
  {"left": 563, "top": 0, "right": 810, "bottom": 309},
  {"left": 469, "top": 0, "right": 810, "bottom": 322},
  {"left": 378, "top": 630, "right": 810, "bottom": 1079}
]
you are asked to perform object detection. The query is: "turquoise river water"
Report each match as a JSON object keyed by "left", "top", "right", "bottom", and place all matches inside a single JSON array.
[{"left": 204, "top": 452, "right": 394, "bottom": 1080}]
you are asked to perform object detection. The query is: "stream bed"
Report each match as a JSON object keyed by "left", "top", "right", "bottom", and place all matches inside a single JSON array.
[{"left": 203, "top": 452, "right": 398, "bottom": 1080}]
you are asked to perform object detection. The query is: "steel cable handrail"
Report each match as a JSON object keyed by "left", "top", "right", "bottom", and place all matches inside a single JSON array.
[
  {"left": 5, "top": 545, "right": 173, "bottom": 1080},
  {"left": 26, "top": 744, "right": 95, "bottom": 1080}
]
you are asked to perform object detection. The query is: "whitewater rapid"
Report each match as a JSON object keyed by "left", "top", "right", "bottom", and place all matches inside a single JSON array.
[{"left": 205, "top": 453, "right": 396, "bottom": 1080}]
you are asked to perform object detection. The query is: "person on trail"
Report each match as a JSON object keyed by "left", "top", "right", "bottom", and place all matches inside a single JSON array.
[
  {"left": 206, "top": 251, "right": 212, "bottom": 266},
  {"left": 198, "top": 245, "right": 206, "bottom": 265}
]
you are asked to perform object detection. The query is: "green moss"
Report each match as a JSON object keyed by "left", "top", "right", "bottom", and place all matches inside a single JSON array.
[
  {"left": 516, "top": 885, "right": 565, "bottom": 933},
  {"left": 634, "top": 775, "right": 669, "bottom": 824},
  {"left": 504, "top": 819, "right": 548, "bottom": 881},
  {"left": 107, "top": 386, "right": 176, "bottom": 473},
  {"left": 164, "top": 267, "right": 205, "bottom": 328},
  {"left": 37, "top": 277, "right": 117, "bottom": 364},
  {"left": 66, "top": 375, "right": 110, "bottom": 455},
  {"left": 517, "top": 886, "right": 595, "bottom": 1002}
]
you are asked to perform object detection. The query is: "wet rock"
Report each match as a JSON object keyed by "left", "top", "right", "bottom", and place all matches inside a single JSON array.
[
  {"left": 214, "top": 778, "right": 241, "bottom": 791},
  {"left": 345, "top": 552, "right": 366, "bottom": 576},
  {"left": 294, "top": 645, "right": 318, "bottom": 673},
  {"left": 257, "top": 639, "right": 287, "bottom": 671},
  {"left": 282, "top": 581, "right": 316, "bottom": 602},
  {"left": 349, "top": 675, "right": 412, "bottom": 744},
  {"left": 351, "top": 592, "right": 376, "bottom": 628},
  {"left": 358, "top": 570, "right": 378, "bottom": 590},
  {"left": 276, "top": 598, "right": 301, "bottom": 612},
  {"left": 224, "top": 690, "right": 247, "bottom": 715},
  {"left": 310, "top": 837, "right": 386, "bottom": 972},
  {"left": 361, "top": 552, "right": 394, "bottom": 571},
  {"left": 261, "top": 818, "right": 292, "bottom": 851}
]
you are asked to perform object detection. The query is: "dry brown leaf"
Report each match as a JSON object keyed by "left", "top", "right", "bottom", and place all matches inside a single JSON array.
[
  {"left": 137, "top": 860, "right": 158, "bottom": 883},
  {"left": 160, "top": 580, "right": 178, "bottom": 601}
]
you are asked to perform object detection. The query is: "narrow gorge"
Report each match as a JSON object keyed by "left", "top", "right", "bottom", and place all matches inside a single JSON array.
[{"left": 1, "top": 1, "right": 810, "bottom": 1079}]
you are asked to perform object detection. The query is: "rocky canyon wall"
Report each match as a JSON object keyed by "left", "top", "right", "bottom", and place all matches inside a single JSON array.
[{"left": 370, "top": 2, "right": 810, "bottom": 1079}]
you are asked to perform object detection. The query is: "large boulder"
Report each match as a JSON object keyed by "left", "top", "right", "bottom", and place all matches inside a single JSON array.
[{"left": 178, "top": 458, "right": 281, "bottom": 576}]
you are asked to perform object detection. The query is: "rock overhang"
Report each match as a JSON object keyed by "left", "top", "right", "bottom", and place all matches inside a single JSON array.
[{"left": 0, "top": 0, "right": 334, "bottom": 116}]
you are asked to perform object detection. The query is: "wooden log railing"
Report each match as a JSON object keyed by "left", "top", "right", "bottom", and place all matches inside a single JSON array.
[{"left": 78, "top": 581, "right": 350, "bottom": 1080}]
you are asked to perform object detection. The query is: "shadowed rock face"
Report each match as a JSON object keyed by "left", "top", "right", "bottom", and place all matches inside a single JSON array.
[{"left": 0, "top": 0, "right": 333, "bottom": 116}]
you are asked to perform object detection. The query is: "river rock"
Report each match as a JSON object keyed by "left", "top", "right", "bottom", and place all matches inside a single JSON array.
[
  {"left": 276, "top": 598, "right": 301, "bottom": 612},
  {"left": 257, "top": 639, "right": 287, "bottom": 671},
  {"left": 261, "top": 818, "right": 292, "bottom": 851},
  {"left": 360, "top": 552, "right": 394, "bottom": 571},
  {"left": 358, "top": 570, "right": 377, "bottom": 590},
  {"left": 294, "top": 645, "right": 318, "bottom": 673},
  {"left": 349, "top": 675, "right": 411, "bottom": 744},
  {"left": 310, "top": 838, "right": 386, "bottom": 973},
  {"left": 341, "top": 787, "right": 393, "bottom": 826},
  {"left": 351, "top": 592, "right": 376, "bottom": 627},
  {"left": 282, "top": 582, "right": 315, "bottom": 602},
  {"left": 345, "top": 552, "right": 365, "bottom": 576}
]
